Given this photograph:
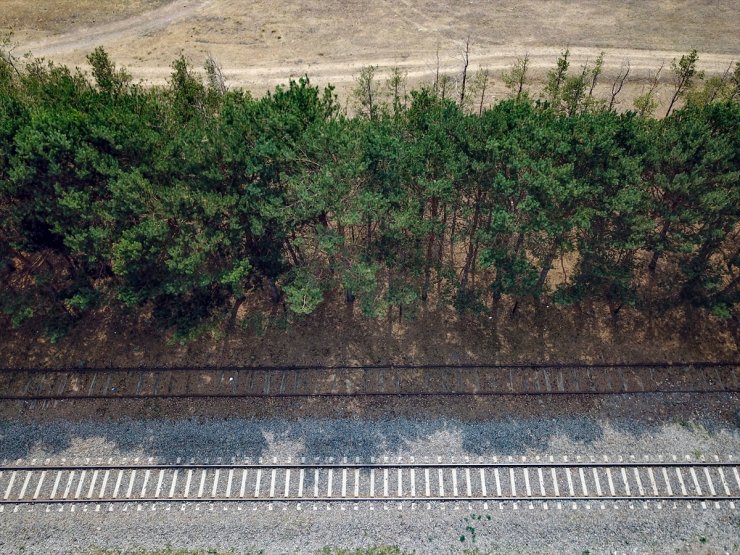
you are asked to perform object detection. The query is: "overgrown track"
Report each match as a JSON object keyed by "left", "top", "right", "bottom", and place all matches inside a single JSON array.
[
  {"left": 1, "top": 459, "right": 738, "bottom": 506},
  {"left": 0, "top": 362, "right": 738, "bottom": 400}
]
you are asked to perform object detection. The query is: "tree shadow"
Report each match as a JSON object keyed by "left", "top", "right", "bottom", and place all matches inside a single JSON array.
[
  {"left": 459, "top": 417, "right": 604, "bottom": 455},
  {"left": 0, "top": 419, "right": 269, "bottom": 462},
  {"left": 0, "top": 414, "right": 708, "bottom": 463},
  {"left": 2, "top": 397, "right": 736, "bottom": 463}
]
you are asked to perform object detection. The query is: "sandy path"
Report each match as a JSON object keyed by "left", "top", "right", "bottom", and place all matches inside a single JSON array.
[{"left": 130, "top": 47, "right": 738, "bottom": 88}]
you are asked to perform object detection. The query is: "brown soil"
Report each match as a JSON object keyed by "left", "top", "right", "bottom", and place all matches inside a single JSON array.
[
  {"left": 1, "top": 292, "right": 737, "bottom": 423},
  {"left": 1, "top": 291, "right": 737, "bottom": 370},
  {"left": 2, "top": 388, "right": 737, "bottom": 427}
]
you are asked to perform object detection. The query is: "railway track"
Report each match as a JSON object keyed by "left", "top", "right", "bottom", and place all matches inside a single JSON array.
[
  {"left": 0, "top": 362, "right": 738, "bottom": 400},
  {"left": 1, "top": 457, "right": 738, "bottom": 508}
]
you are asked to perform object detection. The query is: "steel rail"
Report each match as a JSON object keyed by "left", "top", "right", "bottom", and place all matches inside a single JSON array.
[
  {"left": 2, "top": 462, "right": 736, "bottom": 471},
  {"left": 4, "top": 495, "right": 739, "bottom": 504},
  {"left": 2, "top": 361, "right": 738, "bottom": 374},
  {"left": 2, "top": 389, "right": 737, "bottom": 401}
]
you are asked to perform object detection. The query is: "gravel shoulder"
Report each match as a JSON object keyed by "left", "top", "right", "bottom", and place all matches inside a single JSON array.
[
  {"left": 3, "top": 503, "right": 738, "bottom": 555},
  {"left": 1, "top": 394, "right": 738, "bottom": 554}
]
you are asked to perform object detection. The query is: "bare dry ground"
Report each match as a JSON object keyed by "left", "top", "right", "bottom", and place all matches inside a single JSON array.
[
  {"left": 2, "top": 0, "right": 738, "bottom": 104},
  {"left": 1, "top": 292, "right": 737, "bottom": 370}
]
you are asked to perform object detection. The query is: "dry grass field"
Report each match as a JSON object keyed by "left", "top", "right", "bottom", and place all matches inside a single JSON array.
[
  {"left": 0, "top": 0, "right": 170, "bottom": 34},
  {"left": 1, "top": 0, "right": 738, "bottom": 103}
]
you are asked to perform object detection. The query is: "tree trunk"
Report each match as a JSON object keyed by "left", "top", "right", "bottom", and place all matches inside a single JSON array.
[
  {"left": 267, "top": 278, "right": 281, "bottom": 304},
  {"left": 609, "top": 300, "right": 624, "bottom": 328},
  {"left": 449, "top": 205, "right": 458, "bottom": 268},
  {"left": 285, "top": 239, "right": 300, "bottom": 267},
  {"left": 459, "top": 188, "right": 483, "bottom": 293},
  {"left": 226, "top": 296, "right": 245, "bottom": 331},
  {"left": 422, "top": 199, "right": 438, "bottom": 302},
  {"left": 510, "top": 299, "right": 519, "bottom": 319},
  {"left": 512, "top": 230, "right": 526, "bottom": 259},
  {"left": 459, "top": 37, "right": 470, "bottom": 107},
  {"left": 718, "top": 275, "right": 739, "bottom": 298},
  {"left": 436, "top": 204, "right": 448, "bottom": 296},
  {"left": 648, "top": 220, "right": 671, "bottom": 272},
  {"left": 680, "top": 228, "right": 730, "bottom": 299},
  {"left": 535, "top": 246, "right": 558, "bottom": 293},
  {"left": 471, "top": 207, "right": 493, "bottom": 288},
  {"left": 39, "top": 256, "right": 76, "bottom": 318}
]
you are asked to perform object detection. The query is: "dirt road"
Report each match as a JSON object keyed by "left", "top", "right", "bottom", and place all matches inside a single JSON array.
[
  {"left": 9, "top": 0, "right": 739, "bottom": 93},
  {"left": 19, "top": 0, "right": 211, "bottom": 57}
]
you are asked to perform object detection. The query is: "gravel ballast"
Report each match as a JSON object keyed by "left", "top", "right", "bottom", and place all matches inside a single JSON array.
[{"left": 1, "top": 398, "right": 739, "bottom": 554}]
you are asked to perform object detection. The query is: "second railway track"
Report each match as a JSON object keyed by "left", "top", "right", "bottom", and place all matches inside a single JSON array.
[
  {"left": 1, "top": 457, "right": 738, "bottom": 508},
  {"left": 0, "top": 362, "right": 738, "bottom": 401}
]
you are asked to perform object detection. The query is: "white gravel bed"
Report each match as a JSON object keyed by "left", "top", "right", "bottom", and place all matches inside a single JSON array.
[
  {"left": 1, "top": 499, "right": 738, "bottom": 554},
  {"left": 1, "top": 410, "right": 739, "bottom": 553}
]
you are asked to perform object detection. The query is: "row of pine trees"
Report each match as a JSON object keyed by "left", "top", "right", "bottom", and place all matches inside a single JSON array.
[{"left": 0, "top": 47, "right": 737, "bottom": 340}]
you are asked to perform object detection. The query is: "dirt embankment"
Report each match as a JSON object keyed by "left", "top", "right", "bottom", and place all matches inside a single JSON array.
[{"left": 1, "top": 293, "right": 737, "bottom": 371}]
